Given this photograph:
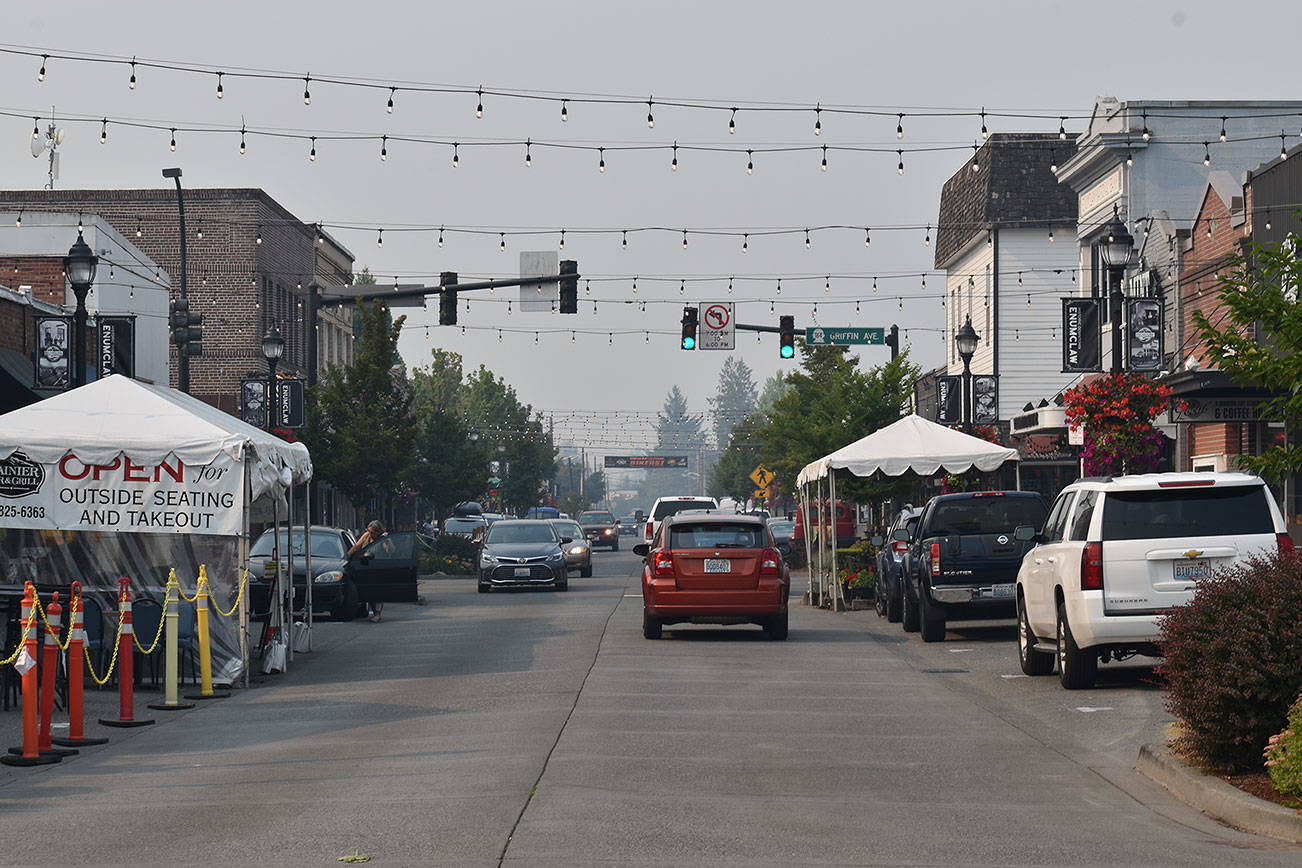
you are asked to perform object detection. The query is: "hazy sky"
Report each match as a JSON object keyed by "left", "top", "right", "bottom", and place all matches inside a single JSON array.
[{"left": 3, "top": 1, "right": 1300, "bottom": 451}]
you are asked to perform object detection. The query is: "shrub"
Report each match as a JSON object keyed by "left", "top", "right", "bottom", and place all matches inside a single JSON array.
[
  {"left": 1265, "top": 693, "right": 1302, "bottom": 798},
  {"left": 1158, "top": 551, "right": 1302, "bottom": 772},
  {"left": 434, "top": 533, "right": 479, "bottom": 561}
]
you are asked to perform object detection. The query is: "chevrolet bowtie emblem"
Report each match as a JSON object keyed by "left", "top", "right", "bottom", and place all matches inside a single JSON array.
[{"left": 1183, "top": 549, "right": 1203, "bottom": 559}]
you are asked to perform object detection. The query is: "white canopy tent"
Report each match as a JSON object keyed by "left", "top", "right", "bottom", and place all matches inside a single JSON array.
[
  {"left": 0, "top": 375, "right": 312, "bottom": 683},
  {"left": 795, "top": 414, "right": 1019, "bottom": 609}
]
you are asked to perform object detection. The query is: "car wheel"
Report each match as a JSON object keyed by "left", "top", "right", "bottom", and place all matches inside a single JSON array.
[
  {"left": 477, "top": 581, "right": 489, "bottom": 594},
  {"left": 874, "top": 579, "right": 887, "bottom": 617},
  {"left": 581, "top": 562, "right": 593, "bottom": 578},
  {"left": 332, "top": 580, "right": 358, "bottom": 621},
  {"left": 642, "top": 612, "right": 662, "bottom": 639},
  {"left": 764, "top": 611, "right": 789, "bottom": 641},
  {"left": 886, "top": 586, "right": 903, "bottom": 623},
  {"left": 555, "top": 577, "right": 569, "bottom": 591},
  {"left": 919, "top": 592, "right": 946, "bottom": 643},
  {"left": 901, "top": 582, "right": 920, "bottom": 633},
  {"left": 1057, "top": 601, "right": 1097, "bottom": 689},
  {"left": 611, "top": 540, "right": 619, "bottom": 552},
  {"left": 1018, "top": 595, "right": 1054, "bottom": 676}
]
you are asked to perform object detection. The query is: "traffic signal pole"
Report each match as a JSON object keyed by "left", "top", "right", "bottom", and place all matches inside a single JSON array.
[{"left": 162, "top": 168, "right": 190, "bottom": 393}]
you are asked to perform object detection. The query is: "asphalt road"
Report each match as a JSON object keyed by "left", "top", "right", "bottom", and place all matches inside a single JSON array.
[{"left": 2, "top": 548, "right": 1298, "bottom": 866}]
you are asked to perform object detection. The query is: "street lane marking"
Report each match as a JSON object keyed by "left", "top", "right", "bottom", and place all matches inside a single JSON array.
[
  {"left": 623, "top": 594, "right": 640, "bottom": 597},
  {"left": 1075, "top": 706, "right": 1114, "bottom": 713},
  {"left": 1000, "top": 674, "right": 1028, "bottom": 679},
  {"left": 948, "top": 648, "right": 973, "bottom": 653}
]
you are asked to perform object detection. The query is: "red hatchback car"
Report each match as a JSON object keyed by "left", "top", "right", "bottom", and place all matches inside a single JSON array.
[{"left": 633, "top": 514, "right": 790, "bottom": 640}]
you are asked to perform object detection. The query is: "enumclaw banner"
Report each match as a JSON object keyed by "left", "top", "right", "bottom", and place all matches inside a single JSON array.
[
  {"left": 1062, "top": 298, "right": 1102, "bottom": 373},
  {"left": 0, "top": 449, "right": 244, "bottom": 535}
]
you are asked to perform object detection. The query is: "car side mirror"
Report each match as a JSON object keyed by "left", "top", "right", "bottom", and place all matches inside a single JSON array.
[
  {"left": 561, "top": 536, "right": 573, "bottom": 544},
  {"left": 891, "top": 528, "right": 910, "bottom": 542},
  {"left": 1013, "top": 525, "right": 1037, "bottom": 543},
  {"left": 870, "top": 534, "right": 884, "bottom": 547},
  {"left": 632, "top": 543, "right": 650, "bottom": 558},
  {"left": 360, "top": 553, "right": 373, "bottom": 564}
]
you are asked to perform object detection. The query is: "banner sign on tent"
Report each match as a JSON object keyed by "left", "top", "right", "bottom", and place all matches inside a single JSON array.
[
  {"left": 936, "top": 376, "right": 961, "bottom": 425},
  {"left": 1062, "top": 298, "right": 1102, "bottom": 373},
  {"left": 98, "top": 316, "right": 136, "bottom": 379},
  {"left": 0, "top": 449, "right": 244, "bottom": 535},
  {"left": 34, "top": 316, "right": 72, "bottom": 390},
  {"left": 973, "top": 375, "right": 999, "bottom": 424},
  {"left": 241, "top": 379, "right": 267, "bottom": 429},
  {"left": 1126, "top": 298, "right": 1163, "bottom": 372}
]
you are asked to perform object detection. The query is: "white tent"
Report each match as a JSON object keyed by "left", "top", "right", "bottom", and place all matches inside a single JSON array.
[
  {"left": 0, "top": 375, "right": 312, "bottom": 683},
  {"left": 795, "top": 414, "right": 1018, "bottom": 610},
  {"left": 796, "top": 414, "right": 1018, "bottom": 486}
]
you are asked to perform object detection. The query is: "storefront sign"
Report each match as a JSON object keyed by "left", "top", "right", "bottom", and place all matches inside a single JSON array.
[
  {"left": 0, "top": 450, "right": 244, "bottom": 535},
  {"left": 1169, "top": 397, "right": 1268, "bottom": 423},
  {"left": 1062, "top": 299, "right": 1102, "bottom": 373},
  {"left": 34, "top": 316, "right": 72, "bottom": 390},
  {"left": 1017, "top": 433, "right": 1080, "bottom": 463}
]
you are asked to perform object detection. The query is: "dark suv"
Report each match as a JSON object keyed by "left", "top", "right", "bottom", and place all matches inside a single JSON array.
[
  {"left": 578, "top": 510, "right": 620, "bottom": 550},
  {"left": 898, "top": 491, "right": 1048, "bottom": 642}
]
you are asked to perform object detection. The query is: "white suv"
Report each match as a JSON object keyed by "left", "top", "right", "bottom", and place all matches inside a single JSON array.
[
  {"left": 642, "top": 496, "right": 719, "bottom": 546},
  {"left": 1013, "top": 472, "right": 1292, "bottom": 689}
]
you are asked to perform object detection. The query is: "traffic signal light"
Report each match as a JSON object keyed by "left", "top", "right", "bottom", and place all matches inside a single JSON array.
[
  {"left": 681, "top": 306, "right": 698, "bottom": 350},
  {"left": 439, "top": 271, "right": 457, "bottom": 326},
  {"left": 886, "top": 324, "right": 900, "bottom": 360},
  {"left": 169, "top": 297, "right": 202, "bottom": 356},
  {"left": 558, "top": 259, "right": 578, "bottom": 314},
  {"left": 779, "top": 315, "right": 795, "bottom": 358}
]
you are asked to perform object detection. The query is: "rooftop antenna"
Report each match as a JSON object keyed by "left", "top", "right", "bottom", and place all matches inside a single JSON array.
[{"left": 30, "top": 109, "right": 65, "bottom": 190}]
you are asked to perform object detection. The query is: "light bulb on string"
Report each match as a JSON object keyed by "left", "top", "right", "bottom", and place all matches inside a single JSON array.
[
  {"left": 645, "top": 332, "right": 649, "bottom": 344},
  {"left": 437, "top": 226, "right": 444, "bottom": 248},
  {"left": 37, "top": 55, "right": 46, "bottom": 81},
  {"left": 896, "top": 113, "right": 904, "bottom": 139},
  {"left": 813, "top": 302, "right": 818, "bottom": 316},
  {"left": 805, "top": 229, "right": 812, "bottom": 249},
  {"left": 682, "top": 230, "right": 688, "bottom": 249},
  {"left": 377, "top": 229, "right": 383, "bottom": 248},
  {"left": 100, "top": 119, "right": 107, "bottom": 144},
  {"left": 864, "top": 227, "right": 871, "bottom": 247},
  {"left": 77, "top": 214, "right": 83, "bottom": 233},
  {"left": 500, "top": 232, "right": 506, "bottom": 252},
  {"left": 741, "top": 234, "right": 748, "bottom": 254},
  {"left": 821, "top": 145, "right": 828, "bottom": 172},
  {"left": 728, "top": 276, "right": 734, "bottom": 294},
  {"left": 897, "top": 150, "right": 904, "bottom": 175},
  {"left": 814, "top": 103, "right": 822, "bottom": 136},
  {"left": 776, "top": 278, "right": 782, "bottom": 295},
  {"left": 972, "top": 142, "right": 979, "bottom": 171},
  {"left": 303, "top": 75, "right": 311, "bottom": 105},
  {"left": 1220, "top": 117, "right": 1227, "bottom": 142},
  {"left": 680, "top": 279, "right": 685, "bottom": 295},
  {"left": 1048, "top": 227, "right": 1054, "bottom": 242},
  {"left": 1203, "top": 142, "right": 1210, "bottom": 167},
  {"left": 980, "top": 107, "right": 988, "bottom": 139},
  {"left": 476, "top": 86, "right": 484, "bottom": 118},
  {"left": 825, "top": 275, "right": 830, "bottom": 292},
  {"left": 256, "top": 227, "right": 262, "bottom": 245},
  {"left": 608, "top": 333, "right": 613, "bottom": 345},
  {"left": 1050, "top": 146, "right": 1057, "bottom": 173},
  {"left": 560, "top": 99, "right": 568, "bottom": 122},
  {"left": 196, "top": 218, "right": 203, "bottom": 239},
  {"left": 15, "top": 210, "right": 22, "bottom": 228},
  {"left": 215, "top": 71, "right": 223, "bottom": 98},
  {"left": 559, "top": 229, "right": 565, "bottom": 250},
  {"left": 646, "top": 96, "right": 655, "bottom": 129},
  {"left": 452, "top": 142, "right": 459, "bottom": 167},
  {"left": 728, "top": 108, "right": 737, "bottom": 134},
  {"left": 128, "top": 57, "right": 137, "bottom": 89},
  {"left": 461, "top": 325, "right": 466, "bottom": 336},
  {"left": 31, "top": 117, "right": 39, "bottom": 140},
  {"left": 1058, "top": 117, "right": 1067, "bottom": 140},
  {"left": 598, "top": 148, "right": 606, "bottom": 173},
  {"left": 309, "top": 137, "right": 316, "bottom": 161},
  {"left": 898, "top": 297, "right": 903, "bottom": 310},
  {"left": 381, "top": 135, "right": 388, "bottom": 161},
  {"left": 855, "top": 300, "right": 860, "bottom": 315},
  {"left": 671, "top": 142, "right": 678, "bottom": 171},
  {"left": 1281, "top": 132, "right": 1288, "bottom": 160},
  {"left": 534, "top": 332, "right": 539, "bottom": 345},
  {"left": 746, "top": 150, "right": 754, "bottom": 174},
  {"left": 498, "top": 329, "right": 502, "bottom": 342},
  {"left": 170, "top": 129, "right": 177, "bottom": 152},
  {"left": 769, "top": 301, "right": 774, "bottom": 314},
  {"left": 1266, "top": 209, "right": 1273, "bottom": 230},
  {"left": 872, "top": 277, "right": 878, "bottom": 293},
  {"left": 507, "top": 301, "right": 512, "bottom": 315},
  {"left": 1018, "top": 271, "right": 1023, "bottom": 287},
  {"left": 1141, "top": 111, "right": 1150, "bottom": 142},
  {"left": 632, "top": 276, "right": 638, "bottom": 293},
  {"left": 524, "top": 138, "right": 531, "bottom": 167},
  {"left": 924, "top": 225, "right": 931, "bottom": 246}
]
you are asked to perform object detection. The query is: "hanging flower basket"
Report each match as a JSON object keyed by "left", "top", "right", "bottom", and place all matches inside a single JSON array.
[{"left": 1062, "top": 373, "right": 1180, "bottom": 477}]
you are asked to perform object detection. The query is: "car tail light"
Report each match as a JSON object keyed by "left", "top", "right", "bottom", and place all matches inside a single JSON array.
[
  {"left": 645, "top": 521, "right": 654, "bottom": 538},
  {"left": 760, "top": 548, "right": 781, "bottom": 578},
  {"left": 1278, "top": 533, "right": 1295, "bottom": 556},
  {"left": 892, "top": 541, "right": 908, "bottom": 555},
  {"left": 651, "top": 550, "right": 675, "bottom": 578},
  {"left": 1157, "top": 479, "right": 1215, "bottom": 488},
  {"left": 970, "top": 492, "right": 1005, "bottom": 497},
  {"left": 1081, "top": 541, "right": 1103, "bottom": 591},
  {"left": 929, "top": 541, "right": 941, "bottom": 577}
]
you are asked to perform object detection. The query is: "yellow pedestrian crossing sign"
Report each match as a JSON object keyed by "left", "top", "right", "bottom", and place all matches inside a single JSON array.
[
  {"left": 752, "top": 488, "right": 769, "bottom": 502},
  {"left": 750, "top": 465, "right": 773, "bottom": 488}
]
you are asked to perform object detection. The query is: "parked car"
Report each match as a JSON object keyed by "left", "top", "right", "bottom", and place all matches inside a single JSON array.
[
  {"left": 767, "top": 517, "right": 796, "bottom": 557},
  {"left": 249, "top": 525, "right": 357, "bottom": 620},
  {"left": 344, "top": 530, "right": 422, "bottom": 611},
  {"left": 793, "top": 500, "right": 856, "bottom": 547},
  {"left": 1013, "top": 472, "right": 1292, "bottom": 689},
  {"left": 444, "top": 515, "right": 488, "bottom": 539},
  {"left": 478, "top": 520, "right": 568, "bottom": 592},
  {"left": 618, "top": 515, "right": 639, "bottom": 536},
  {"left": 872, "top": 506, "right": 923, "bottom": 623},
  {"left": 524, "top": 506, "right": 561, "bottom": 520},
  {"left": 550, "top": 518, "right": 593, "bottom": 577},
  {"left": 578, "top": 510, "right": 621, "bottom": 551},
  {"left": 642, "top": 496, "right": 719, "bottom": 545},
  {"left": 899, "top": 491, "right": 1049, "bottom": 642},
  {"left": 634, "top": 513, "right": 790, "bottom": 640}
]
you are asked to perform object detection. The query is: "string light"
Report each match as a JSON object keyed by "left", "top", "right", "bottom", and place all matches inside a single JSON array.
[
  {"left": 872, "top": 277, "right": 878, "bottom": 293},
  {"left": 821, "top": 145, "right": 828, "bottom": 172},
  {"left": 256, "top": 227, "right": 262, "bottom": 245},
  {"left": 897, "top": 150, "right": 904, "bottom": 175},
  {"left": 31, "top": 117, "right": 38, "bottom": 139},
  {"left": 805, "top": 229, "right": 812, "bottom": 249},
  {"left": 776, "top": 278, "right": 782, "bottom": 295},
  {"left": 239, "top": 124, "right": 246, "bottom": 154},
  {"left": 386, "top": 86, "right": 396, "bottom": 113},
  {"left": 77, "top": 214, "right": 83, "bottom": 232},
  {"left": 1219, "top": 117, "right": 1227, "bottom": 142},
  {"left": 169, "top": 128, "right": 177, "bottom": 151},
  {"left": 1141, "top": 111, "right": 1150, "bottom": 142},
  {"left": 1048, "top": 227, "right": 1054, "bottom": 242},
  {"left": 972, "top": 142, "right": 979, "bottom": 171},
  {"left": 896, "top": 113, "right": 904, "bottom": 139},
  {"left": 1018, "top": 271, "right": 1023, "bottom": 287},
  {"left": 99, "top": 118, "right": 107, "bottom": 144},
  {"left": 37, "top": 55, "right": 46, "bottom": 81},
  {"left": 923, "top": 224, "right": 931, "bottom": 247},
  {"left": 309, "top": 136, "right": 316, "bottom": 161},
  {"left": 475, "top": 86, "right": 484, "bottom": 118},
  {"left": 1050, "top": 146, "right": 1057, "bottom": 173},
  {"left": 598, "top": 147, "right": 606, "bottom": 173},
  {"left": 303, "top": 75, "right": 311, "bottom": 105},
  {"left": 215, "top": 71, "right": 223, "bottom": 98},
  {"left": 864, "top": 227, "right": 871, "bottom": 247},
  {"left": 128, "top": 57, "right": 136, "bottom": 89},
  {"left": 825, "top": 275, "right": 830, "bottom": 291},
  {"left": 671, "top": 142, "right": 678, "bottom": 171},
  {"left": 499, "top": 232, "right": 506, "bottom": 252},
  {"left": 682, "top": 229, "right": 688, "bottom": 249},
  {"left": 741, "top": 234, "right": 749, "bottom": 254},
  {"left": 558, "top": 229, "right": 565, "bottom": 249},
  {"left": 524, "top": 138, "right": 532, "bottom": 167},
  {"left": 452, "top": 142, "right": 459, "bottom": 167},
  {"left": 769, "top": 301, "right": 774, "bottom": 314},
  {"left": 679, "top": 279, "right": 685, "bottom": 295},
  {"left": 1266, "top": 209, "right": 1272, "bottom": 230},
  {"left": 377, "top": 229, "right": 383, "bottom": 248},
  {"left": 728, "top": 276, "right": 734, "bottom": 294},
  {"left": 1282, "top": 132, "right": 1289, "bottom": 160},
  {"left": 1203, "top": 142, "right": 1210, "bottom": 167},
  {"left": 814, "top": 104, "right": 822, "bottom": 136},
  {"left": 746, "top": 149, "right": 754, "bottom": 174},
  {"left": 1058, "top": 117, "right": 1067, "bottom": 140},
  {"left": 380, "top": 135, "right": 388, "bottom": 161},
  {"left": 15, "top": 210, "right": 21, "bottom": 228},
  {"left": 632, "top": 276, "right": 638, "bottom": 293},
  {"left": 437, "top": 225, "right": 444, "bottom": 247},
  {"left": 196, "top": 217, "right": 203, "bottom": 239},
  {"left": 855, "top": 300, "right": 860, "bottom": 314},
  {"left": 898, "top": 297, "right": 903, "bottom": 310},
  {"left": 622, "top": 230, "right": 628, "bottom": 250},
  {"left": 560, "top": 99, "right": 568, "bottom": 122},
  {"left": 646, "top": 96, "right": 654, "bottom": 129},
  {"left": 728, "top": 108, "right": 737, "bottom": 134},
  {"left": 980, "top": 107, "right": 988, "bottom": 139}
]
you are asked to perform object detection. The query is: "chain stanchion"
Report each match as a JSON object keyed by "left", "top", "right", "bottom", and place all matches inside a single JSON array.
[
  {"left": 186, "top": 565, "right": 229, "bottom": 700},
  {"left": 98, "top": 578, "right": 155, "bottom": 729},
  {"left": 209, "top": 568, "right": 248, "bottom": 619},
  {"left": 2, "top": 584, "right": 60, "bottom": 766},
  {"left": 84, "top": 609, "right": 124, "bottom": 687},
  {"left": 53, "top": 582, "right": 109, "bottom": 749},
  {"left": 149, "top": 571, "right": 194, "bottom": 712}
]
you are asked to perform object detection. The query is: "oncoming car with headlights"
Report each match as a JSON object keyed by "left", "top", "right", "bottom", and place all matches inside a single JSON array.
[
  {"left": 478, "top": 520, "right": 569, "bottom": 592},
  {"left": 551, "top": 518, "right": 593, "bottom": 577},
  {"left": 578, "top": 510, "right": 621, "bottom": 550}
]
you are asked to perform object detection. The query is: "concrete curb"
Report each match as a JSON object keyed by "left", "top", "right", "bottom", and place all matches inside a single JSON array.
[{"left": 1137, "top": 743, "right": 1302, "bottom": 843}]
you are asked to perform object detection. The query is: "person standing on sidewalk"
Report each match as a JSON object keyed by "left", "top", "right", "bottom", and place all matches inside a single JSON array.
[{"left": 348, "top": 520, "right": 387, "bottom": 622}]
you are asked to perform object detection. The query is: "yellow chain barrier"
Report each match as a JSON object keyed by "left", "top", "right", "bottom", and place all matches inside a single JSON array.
[
  {"left": 31, "top": 590, "right": 78, "bottom": 652},
  {"left": 207, "top": 567, "right": 249, "bottom": 618},
  {"left": 0, "top": 614, "right": 33, "bottom": 666},
  {"left": 131, "top": 574, "right": 171, "bottom": 655},
  {"left": 176, "top": 567, "right": 201, "bottom": 603},
  {"left": 84, "top": 611, "right": 125, "bottom": 687}
]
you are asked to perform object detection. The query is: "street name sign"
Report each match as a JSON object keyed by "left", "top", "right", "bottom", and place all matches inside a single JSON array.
[
  {"left": 698, "top": 302, "right": 735, "bottom": 350},
  {"left": 804, "top": 326, "right": 885, "bottom": 346}
]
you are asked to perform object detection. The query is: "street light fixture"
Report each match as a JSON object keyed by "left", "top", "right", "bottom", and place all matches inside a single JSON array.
[
  {"left": 954, "top": 315, "right": 979, "bottom": 433},
  {"left": 63, "top": 232, "right": 98, "bottom": 387},
  {"left": 261, "top": 325, "right": 284, "bottom": 430},
  {"left": 1098, "top": 204, "right": 1135, "bottom": 373}
]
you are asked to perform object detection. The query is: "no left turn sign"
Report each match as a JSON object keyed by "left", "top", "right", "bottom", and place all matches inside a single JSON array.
[{"left": 698, "top": 302, "right": 735, "bottom": 350}]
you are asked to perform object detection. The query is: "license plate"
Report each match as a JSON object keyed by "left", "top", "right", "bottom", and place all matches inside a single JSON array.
[
  {"left": 1173, "top": 559, "right": 1211, "bottom": 581},
  {"left": 514, "top": 567, "right": 532, "bottom": 577},
  {"left": 704, "top": 559, "right": 731, "bottom": 573},
  {"left": 990, "top": 583, "right": 1015, "bottom": 599}
]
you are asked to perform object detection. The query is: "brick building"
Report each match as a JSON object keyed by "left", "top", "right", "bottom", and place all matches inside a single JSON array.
[{"left": 0, "top": 188, "right": 355, "bottom": 416}]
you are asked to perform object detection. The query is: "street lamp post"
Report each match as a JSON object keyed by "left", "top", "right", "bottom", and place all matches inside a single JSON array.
[
  {"left": 161, "top": 168, "right": 191, "bottom": 392},
  {"left": 63, "top": 232, "right": 98, "bottom": 387},
  {"left": 954, "top": 315, "right": 980, "bottom": 433},
  {"left": 1098, "top": 204, "right": 1135, "bottom": 374},
  {"left": 261, "top": 326, "right": 284, "bottom": 431}
]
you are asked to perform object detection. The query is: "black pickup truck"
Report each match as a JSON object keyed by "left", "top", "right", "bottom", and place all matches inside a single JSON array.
[{"left": 897, "top": 491, "right": 1048, "bottom": 642}]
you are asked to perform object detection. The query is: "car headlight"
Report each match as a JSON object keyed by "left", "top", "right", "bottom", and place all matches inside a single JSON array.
[
  {"left": 314, "top": 570, "right": 344, "bottom": 584},
  {"left": 547, "top": 551, "right": 565, "bottom": 562},
  {"left": 603, "top": 528, "right": 614, "bottom": 536},
  {"left": 569, "top": 545, "right": 587, "bottom": 555},
  {"left": 480, "top": 552, "right": 498, "bottom": 567}
]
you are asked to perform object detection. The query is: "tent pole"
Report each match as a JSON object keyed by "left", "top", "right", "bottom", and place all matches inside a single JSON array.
[
  {"left": 816, "top": 476, "right": 825, "bottom": 607},
  {"left": 830, "top": 470, "right": 841, "bottom": 612},
  {"left": 800, "top": 482, "right": 815, "bottom": 606},
  {"left": 285, "top": 480, "right": 294, "bottom": 668},
  {"left": 272, "top": 483, "right": 281, "bottom": 669},
  {"left": 240, "top": 470, "right": 250, "bottom": 688},
  {"left": 304, "top": 483, "right": 313, "bottom": 652}
]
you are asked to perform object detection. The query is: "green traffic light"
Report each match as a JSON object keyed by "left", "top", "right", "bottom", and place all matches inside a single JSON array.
[
  {"left": 682, "top": 336, "right": 696, "bottom": 350},
  {"left": 780, "top": 344, "right": 794, "bottom": 358}
]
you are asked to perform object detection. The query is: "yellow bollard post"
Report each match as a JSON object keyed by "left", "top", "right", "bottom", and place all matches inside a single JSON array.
[
  {"left": 148, "top": 571, "right": 194, "bottom": 712},
  {"left": 186, "top": 565, "right": 229, "bottom": 700}
]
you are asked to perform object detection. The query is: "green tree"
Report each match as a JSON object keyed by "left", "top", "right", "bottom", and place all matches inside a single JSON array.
[
  {"left": 756, "top": 371, "right": 792, "bottom": 416},
  {"left": 639, "top": 386, "right": 705, "bottom": 503},
  {"left": 709, "top": 413, "right": 765, "bottom": 502},
  {"left": 304, "top": 300, "right": 415, "bottom": 519},
  {"left": 709, "top": 356, "right": 758, "bottom": 449},
  {"left": 409, "top": 348, "right": 487, "bottom": 521},
  {"left": 463, "top": 365, "right": 557, "bottom": 514},
  {"left": 1195, "top": 234, "right": 1302, "bottom": 481}
]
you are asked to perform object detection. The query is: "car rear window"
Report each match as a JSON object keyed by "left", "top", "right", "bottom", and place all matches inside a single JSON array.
[
  {"left": 653, "top": 499, "right": 718, "bottom": 520},
  {"left": 670, "top": 522, "right": 765, "bottom": 549},
  {"left": 929, "top": 497, "right": 1047, "bottom": 535},
  {"left": 1100, "top": 485, "right": 1275, "bottom": 541}
]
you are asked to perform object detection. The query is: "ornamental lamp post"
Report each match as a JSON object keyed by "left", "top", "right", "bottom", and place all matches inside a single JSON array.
[
  {"left": 954, "top": 314, "right": 980, "bottom": 433},
  {"left": 261, "top": 326, "right": 284, "bottom": 431},
  {"left": 63, "top": 232, "right": 98, "bottom": 387},
  {"left": 1098, "top": 204, "right": 1135, "bottom": 373}
]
